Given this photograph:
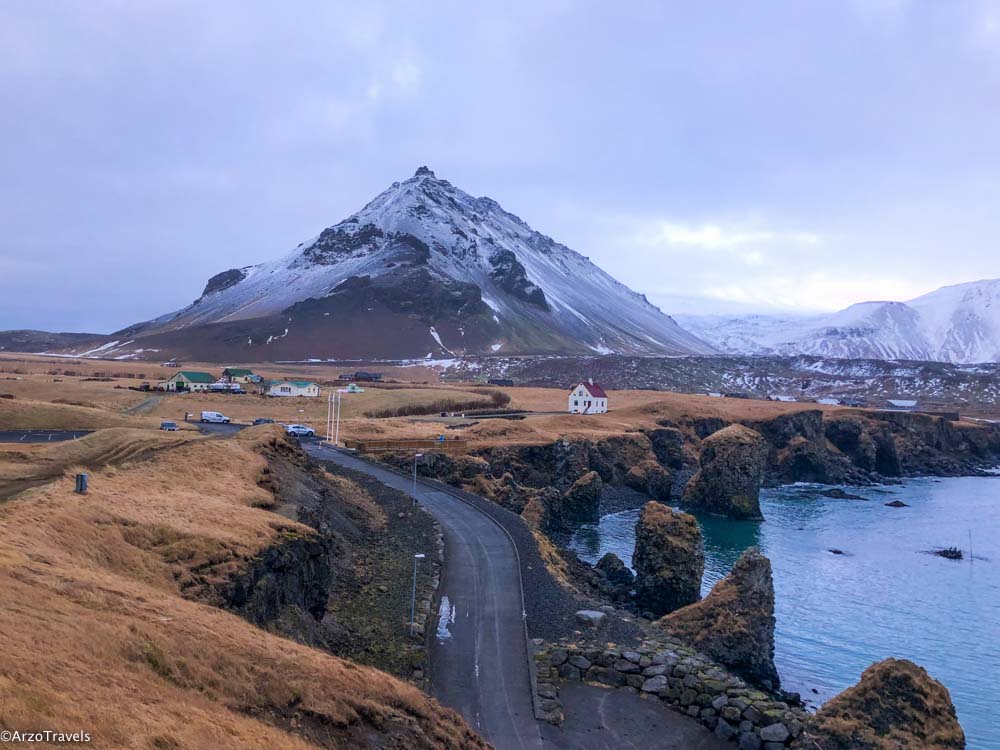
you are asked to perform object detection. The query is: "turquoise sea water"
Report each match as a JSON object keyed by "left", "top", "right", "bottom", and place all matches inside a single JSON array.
[{"left": 569, "top": 477, "right": 1000, "bottom": 750}]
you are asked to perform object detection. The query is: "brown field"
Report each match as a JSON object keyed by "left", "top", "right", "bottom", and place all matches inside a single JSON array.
[
  {"left": 1, "top": 352, "right": 863, "bottom": 450},
  {"left": 0, "top": 425, "right": 483, "bottom": 749},
  {"left": 0, "top": 397, "right": 196, "bottom": 431}
]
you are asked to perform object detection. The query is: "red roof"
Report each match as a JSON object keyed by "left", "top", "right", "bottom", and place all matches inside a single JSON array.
[{"left": 572, "top": 381, "right": 608, "bottom": 398}]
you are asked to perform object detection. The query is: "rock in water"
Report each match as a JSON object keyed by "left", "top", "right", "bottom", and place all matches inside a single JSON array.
[
  {"left": 656, "top": 547, "right": 779, "bottom": 689},
  {"left": 559, "top": 470, "right": 602, "bottom": 526},
  {"left": 683, "top": 424, "right": 769, "bottom": 520},
  {"left": 632, "top": 502, "right": 704, "bottom": 617},
  {"left": 804, "top": 658, "right": 965, "bottom": 749}
]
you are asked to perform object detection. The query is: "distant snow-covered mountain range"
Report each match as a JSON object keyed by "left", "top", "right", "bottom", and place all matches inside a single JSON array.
[
  {"left": 3, "top": 166, "right": 999, "bottom": 366},
  {"left": 675, "top": 279, "right": 1000, "bottom": 364}
]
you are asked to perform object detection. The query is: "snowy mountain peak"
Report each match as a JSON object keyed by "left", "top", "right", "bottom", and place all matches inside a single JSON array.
[
  {"left": 113, "top": 170, "right": 715, "bottom": 361},
  {"left": 678, "top": 278, "right": 1000, "bottom": 364}
]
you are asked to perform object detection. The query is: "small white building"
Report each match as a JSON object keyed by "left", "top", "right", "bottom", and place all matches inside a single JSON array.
[
  {"left": 268, "top": 380, "right": 321, "bottom": 398},
  {"left": 568, "top": 380, "right": 609, "bottom": 414}
]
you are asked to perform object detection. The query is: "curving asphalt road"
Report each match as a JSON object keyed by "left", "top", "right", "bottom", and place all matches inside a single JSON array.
[
  {"left": 308, "top": 443, "right": 730, "bottom": 750},
  {"left": 308, "top": 443, "right": 542, "bottom": 749}
]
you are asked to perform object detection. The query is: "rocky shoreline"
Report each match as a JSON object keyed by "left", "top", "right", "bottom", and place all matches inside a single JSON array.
[{"left": 387, "top": 408, "right": 1000, "bottom": 531}]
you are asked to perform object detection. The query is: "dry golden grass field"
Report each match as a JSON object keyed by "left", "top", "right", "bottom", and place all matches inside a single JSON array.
[
  {"left": 0, "top": 425, "right": 484, "bottom": 749},
  {"left": 0, "top": 352, "right": 856, "bottom": 448}
]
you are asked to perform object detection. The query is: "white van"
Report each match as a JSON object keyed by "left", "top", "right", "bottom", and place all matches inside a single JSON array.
[{"left": 200, "top": 411, "right": 231, "bottom": 424}]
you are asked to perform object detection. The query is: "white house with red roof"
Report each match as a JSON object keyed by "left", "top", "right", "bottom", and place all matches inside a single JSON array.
[{"left": 568, "top": 379, "right": 609, "bottom": 414}]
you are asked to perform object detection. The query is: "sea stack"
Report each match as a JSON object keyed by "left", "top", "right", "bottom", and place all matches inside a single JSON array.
[
  {"left": 803, "top": 658, "right": 965, "bottom": 749},
  {"left": 683, "top": 424, "right": 769, "bottom": 520},
  {"left": 657, "top": 547, "right": 779, "bottom": 689},
  {"left": 632, "top": 502, "right": 704, "bottom": 617}
]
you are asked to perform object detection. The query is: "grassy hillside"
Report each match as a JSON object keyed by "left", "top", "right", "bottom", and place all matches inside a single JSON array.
[{"left": 0, "top": 426, "right": 484, "bottom": 749}]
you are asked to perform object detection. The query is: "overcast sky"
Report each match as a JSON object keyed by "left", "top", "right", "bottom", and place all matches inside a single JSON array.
[{"left": 3, "top": 1, "right": 1000, "bottom": 333}]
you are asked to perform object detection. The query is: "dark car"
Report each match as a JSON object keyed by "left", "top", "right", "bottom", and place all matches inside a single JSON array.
[{"left": 253, "top": 418, "right": 275, "bottom": 425}]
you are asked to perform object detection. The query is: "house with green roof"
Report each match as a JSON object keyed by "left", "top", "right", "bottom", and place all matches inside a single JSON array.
[
  {"left": 222, "top": 367, "right": 257, "bottom": 384},
  {"left": 266, "top": 380, "right": 321, "bottom": 398},
  {"left": 160, "top": 371, "right": 217, "bottom": 392}
]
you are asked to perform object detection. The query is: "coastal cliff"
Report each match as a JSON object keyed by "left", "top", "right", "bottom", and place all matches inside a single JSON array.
[{"left": 384, "top": 409, "right": 1000, "bottom": 531}]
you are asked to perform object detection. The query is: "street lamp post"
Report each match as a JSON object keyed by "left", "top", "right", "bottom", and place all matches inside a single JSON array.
[
  {"left": 412, "top": 452, "right": 423, "bottom": 505},
  {"left": 410, "top": 553, "right": 426, "bottom": 636},
  {"left": 326, "top": 389, "right": 348, "bottom": 446},
  {"left": 334, "top": 388, "right": 347, "bottom": 446}
]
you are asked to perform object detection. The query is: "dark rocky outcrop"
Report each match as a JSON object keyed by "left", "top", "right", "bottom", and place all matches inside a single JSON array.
[
  {"left": 776, "top": 435, "right": 860, "bottom": 485},
  {"left": 624, "top": 459, "right": 673, "bottom": 502},
  {"left": 221, "top": 532, "right": 333, "bottom": 625},
  {"left": 556, "top": 470, "right": 602, "bottom": 526},
  {"left": 200, "top": 267, "right": 247, "bottom": 297},
  {"left": 595, "top": 552, "right": 635, "bottom": 590},
  {"left": 825, "top": 416, "right": 878, "bottom": 472},
  {"left": 632, "top": 502, "right": 704, "bottom": 617},
  {"left": 593, "top": 552, "right": 635, "bottom": 602},
  {"left": 389, "top": 433, "right": 669, "bottom": 527},
  {"left": 488, "top": 248, "right": 549, "bottom": 310},
  {"left": 683, "top": 425, "right": 769, "bottom": 520},
  {"left": 749, "top": 409, "right": 825, "bottom": 447},
  {"left": 657, "top": 547, "right": 779, "bottom": 689},
  {"left": 801, "top": 658, "right": 965, "bottom": 749},
  {"left": 647, "top": 424, "right": 690, "bottom": 469}
]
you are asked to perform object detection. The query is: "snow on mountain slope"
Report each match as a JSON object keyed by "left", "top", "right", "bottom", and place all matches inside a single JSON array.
[
  {"left": 907, "top": 279, "right": 1000, "bottom": 363},
  {"left": 112, "top": 167, "right": 715, "bottom": 360},
  {"left": 673, "top": 313, "right": 814, "bottom": 356},
  {"left": 680, "top": 280, "right": 1000, "bottom": 364}
]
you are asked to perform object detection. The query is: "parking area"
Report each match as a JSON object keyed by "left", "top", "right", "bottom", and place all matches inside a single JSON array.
[{"left": 0, "top": 430, "right": 92, "bottom": 443}]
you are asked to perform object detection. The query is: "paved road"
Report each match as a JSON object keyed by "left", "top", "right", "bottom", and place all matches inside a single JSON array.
[
  {"left": 0, "top": 430, "right": 92, "bottom": 443},
  {"left": 551, "top": 682, "right": 730, "bottom": 750},
  {"left": 194, "top": 421, "right": 249, "bottom": 436},
  {"left": 307, "top": 444, "right": 730, "bottom": 750},
  {"left": 308, "top": 443, "right": 542, "bottom": 750}
]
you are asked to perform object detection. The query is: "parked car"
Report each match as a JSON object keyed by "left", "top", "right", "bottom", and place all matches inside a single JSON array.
[
  {"left": 159, "top": 420, "right": 180, "bottom": 431},
  {"left": 252, "top": 417, "right": 275, "bottom": 425},
  {"left": 200, "top": 411, "right": 231, "bottom": 424},
  {"left": 284, "top": 424, "right": 315, "bottom": 437}
]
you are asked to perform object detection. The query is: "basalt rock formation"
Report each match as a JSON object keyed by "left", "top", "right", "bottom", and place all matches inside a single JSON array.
[
  {"left": 801, "top": 658, "right": 965, "bottom": 750},
  {"left": 594, "top": 552, "right": 635, "bottom": 602},
  {"left": 625, "top": 459, "right": 673, "bottom": 502},
  {"left": 557, "top": 470, "right": 603, "bottom": 526},
  {"left": 657, "top": 547, "right": 779, "bottom": 689},
  {"left": 632, "top": 502, "right": 704, "bottom": 617},
  {"left": 682, "top": 424, "right": 769, "bottom": 519}
]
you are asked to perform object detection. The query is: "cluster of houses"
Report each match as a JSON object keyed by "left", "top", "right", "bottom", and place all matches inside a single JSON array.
[{"left": 157, "top": 367, "right": 322, "bottom": 397}]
